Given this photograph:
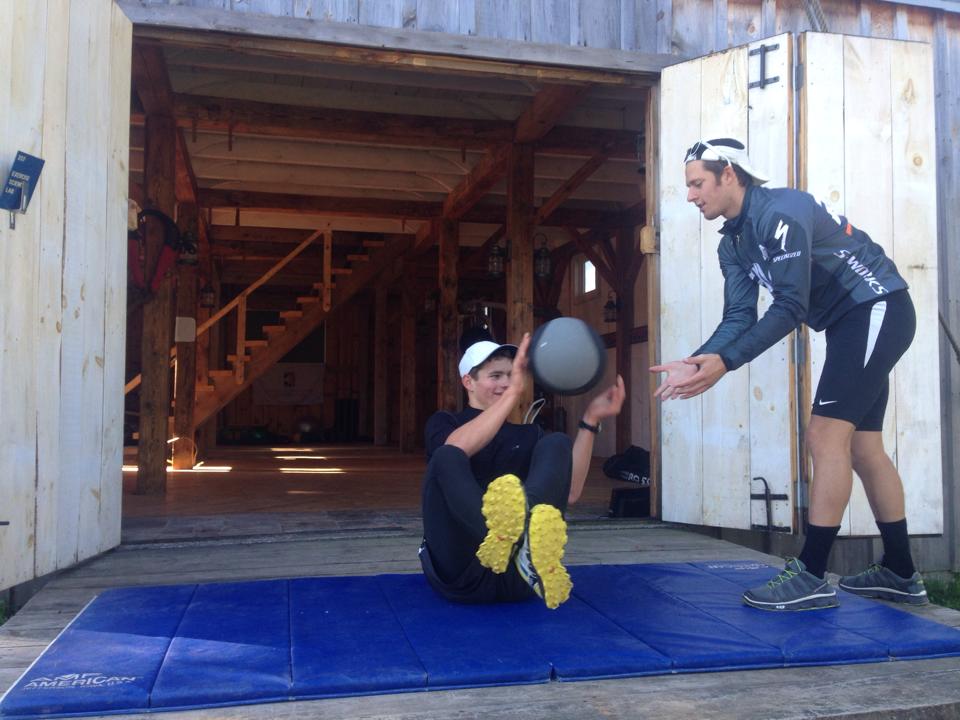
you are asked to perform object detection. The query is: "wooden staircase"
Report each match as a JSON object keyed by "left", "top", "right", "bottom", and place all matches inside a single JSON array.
[
  {"left": 126, "top": 230, "right": 413, "bottom": 437},
  {"left": 192, "top": 234, "right": 412, "bottom": 428}
]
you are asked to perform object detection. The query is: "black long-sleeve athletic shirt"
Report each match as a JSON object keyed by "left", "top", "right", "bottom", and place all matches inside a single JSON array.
[{"left": 694, "top": 185, "right": 908, "bottom": 371}]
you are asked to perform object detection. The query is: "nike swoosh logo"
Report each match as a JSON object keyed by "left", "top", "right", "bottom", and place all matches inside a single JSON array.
[{"left": 817, "top": 399, "right": 838, "bottom": 406}]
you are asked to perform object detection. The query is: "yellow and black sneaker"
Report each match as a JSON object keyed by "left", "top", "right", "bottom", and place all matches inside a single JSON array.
[
  {"left": 476, "top": 474, "right": 528, "bottom": 574},
  {"left": 514, "top": 504, "right": 572, "bottom": 609}
]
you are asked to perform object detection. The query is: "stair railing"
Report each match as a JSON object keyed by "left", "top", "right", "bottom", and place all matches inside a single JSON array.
[{"left": 125, "top": 228, "right": 325, "bottom": 394}]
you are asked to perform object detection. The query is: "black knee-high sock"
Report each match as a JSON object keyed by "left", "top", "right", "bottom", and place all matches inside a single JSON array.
[
  {"left": 877, "top": 518, "right": 916, "bottom": 578},
  {"left": 798, "top": 524, "right": 841, "bottom": 578}
]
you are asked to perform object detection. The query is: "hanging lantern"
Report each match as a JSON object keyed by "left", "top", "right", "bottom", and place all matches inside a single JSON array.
[
  {"left": 533, "top": 233, "right": 552, "bottom": 280},
  {"left": 199, "top": 283, "right": 216, "bottom": 309},
  {"left": 603, "top": 291, "right": 619, "bottom": 323},
  {"left": 487, "top": 240, "right": 506, "bottom": 279}
]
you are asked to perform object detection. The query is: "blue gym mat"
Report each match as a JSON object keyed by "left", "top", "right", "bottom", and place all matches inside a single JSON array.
[{"left": 3, "top": 561, "right": 960, "bottom": 718}]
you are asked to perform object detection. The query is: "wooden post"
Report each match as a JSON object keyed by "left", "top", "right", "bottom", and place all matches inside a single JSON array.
[
  {"left": 399, "top": 286, "right": 417, "bottom": 452},
  {"left": 172, "top": 205, "right": 199, "bottom": 469},
  {"left": 137, "top": 114, "right": 176, "bottom": 494},
  {"left": 374, "top": 283, "right": 388, "bottom": 445},
  {"left": 615, "top": 227, "right": 635, "bottom": 454},
  {"left": 437, "top": 218, "right": 459, "bottom": 411},
  {"left": 194, "top": 221, "right": 213, "bottom": 457},
  {"left": 644, "top": 85, "right": 661, "bottom": 518},
  {"left": 234, "top": 293, "right": 246, "bottom": 384},
  {"left": 506, "top": 144, "right": 535, "bottom": 422}
]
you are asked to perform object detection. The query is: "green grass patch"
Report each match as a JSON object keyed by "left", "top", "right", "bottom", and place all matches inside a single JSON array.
[{"left": 925, "top": 572, "right": 960, "bottom": 611}]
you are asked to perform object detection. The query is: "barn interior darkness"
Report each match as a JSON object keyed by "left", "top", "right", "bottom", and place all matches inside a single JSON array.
[{"left": 123, "top": 31, "right": 650, "bottom": 520}]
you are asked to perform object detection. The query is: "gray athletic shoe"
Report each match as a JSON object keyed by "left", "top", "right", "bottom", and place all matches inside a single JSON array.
[
  {"left": 742, "top": 558, "right": 839, "bottom": 611},
  {"left": 838, "top": 563, "right": 929, "bottom": 605}
]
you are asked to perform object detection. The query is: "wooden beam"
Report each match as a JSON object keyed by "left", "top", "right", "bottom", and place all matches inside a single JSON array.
[
  {"left": 461, "top": 152, "right": 610, "bottom": 273},
  {"left": 535, "top": 152, "right": 610, "bottom": 224},
  {"left": 172, "top": 205, "right": 199, "bottom": 470},
  {"left": 506, "top": 144, "right": 535, "bottom": 422},
  {"left": 199, "top": 188, "right": 641, "bottom": 228},
  {"left": 173, "top": 93, "right": 512, "bottom": 150},
  {"left": 374, "top": 284, "right": 388, "bottom": 446},
  {"left": 615, "top": 227, "right": 635, "bottom": 454},
  {"left": 437, "top": 218, "right": 459, "bottom": 412},
  {"left": 644, "top": 85, "right": 662, "bottom": 519},
  {"left": 123, "top": 5, "right": 672, "bottom": 82},
  {"left": 514, "top": 84, "right": 587, "bottom": 143},
  {"left": 399, "top": 285, "right": 417, "bottom": 452},
  {"left": 210, "top": 226, "right": 316, "bottom": 245},
  {"left": 134, "top": 99, "right": 641, "bottom": 159},
  {"left": 137, "top": 114, "right": 177, "bottom": 495},
  {"left": 200, "top": 189, "right": 442, "bottom": 219},
  {"left": 442, "top": 145, "right": 512, "bottom": 222}
]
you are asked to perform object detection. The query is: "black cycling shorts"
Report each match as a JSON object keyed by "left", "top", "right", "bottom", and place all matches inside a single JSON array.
[{"left": 812, "top": 290, "right": 915, "bottom": 431}]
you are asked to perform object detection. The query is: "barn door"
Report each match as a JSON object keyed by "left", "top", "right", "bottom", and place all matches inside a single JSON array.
[
  {"left": 658, "top": 32, "right": 942, "bottom": 537},
  {"left": 0, "top": 2, "right": 131, "bottom": 592},
  {"left": 659, "top": 34, "right": 796, "bottom": 532},
  {"left": 799, "top": 33, "right": 942, "bottom": 536}
]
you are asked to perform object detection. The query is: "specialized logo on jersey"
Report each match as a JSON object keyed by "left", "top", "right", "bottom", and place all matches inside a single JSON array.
[
  {"left": 774, "top": 219, "right": 790, "bottom": 251},
  {"left": 773, "top": 250, "right": 802, "bottom": 263},
  {"left": 833, "top": 249, "right": 888, "bottom": 295}
]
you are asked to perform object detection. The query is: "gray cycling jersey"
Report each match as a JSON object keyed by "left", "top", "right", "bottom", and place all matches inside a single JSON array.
[{"left": 695, "top": 185, "right": 908, "bottom": 371}]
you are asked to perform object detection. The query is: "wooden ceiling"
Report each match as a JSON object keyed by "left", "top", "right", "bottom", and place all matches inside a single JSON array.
[{"left": 129, "top": 37, "right": 648, "bottom": 287}]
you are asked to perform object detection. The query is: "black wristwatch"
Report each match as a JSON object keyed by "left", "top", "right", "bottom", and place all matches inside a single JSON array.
[{"left": 578, "top": 419, "right": 601, "bottom": 434}]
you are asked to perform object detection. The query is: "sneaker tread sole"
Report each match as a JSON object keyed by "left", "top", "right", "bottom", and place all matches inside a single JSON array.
[
  {"left": 528, "top": 504, "right": 572, "bottom": 609},
  {"left": 838, "top": 583, "right": 929, "bottom": 604},
  {"left": 476, "top": 475, "right": 526, "bottom": 574}
]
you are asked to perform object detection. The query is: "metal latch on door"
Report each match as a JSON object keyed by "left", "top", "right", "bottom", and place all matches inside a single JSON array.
[{"left": 750, "top": 476, "right": 790, "bottom": 533}]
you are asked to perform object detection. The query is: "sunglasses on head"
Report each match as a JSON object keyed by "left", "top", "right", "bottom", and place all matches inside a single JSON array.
[{"left": 684, "top": 139, "right": 745, "bottom": 166}]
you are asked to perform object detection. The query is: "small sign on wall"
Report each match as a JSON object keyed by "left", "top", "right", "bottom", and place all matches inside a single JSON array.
[{"left": 1, "top": 151, "right": 44, "bottom": 229}]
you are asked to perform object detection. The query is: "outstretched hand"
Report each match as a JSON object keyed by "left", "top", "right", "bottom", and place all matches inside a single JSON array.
[
  {"left": 584, "top": 375, "right": 626, "bottom": 424},
  {"left": 649, "top": 360, "right": 697, "bottom": 400},
  {"left": 649, "top": 354, "right": 727, "bottom": 400}
]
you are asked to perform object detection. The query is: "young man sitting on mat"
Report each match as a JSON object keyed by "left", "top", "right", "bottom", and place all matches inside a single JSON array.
[
  {"left": 419, "top": 332, "right": 625, "bottom": 609},
  {"left": 651, "top": 138, "right": 928, "bottom": 611}
]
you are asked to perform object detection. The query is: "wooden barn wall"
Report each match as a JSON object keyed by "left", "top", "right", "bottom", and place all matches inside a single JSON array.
[
  {"left": 0, "top": 0, "right": 131, "bottom": 592},
  {"left": 130, "top": 0, "right": 959, "bottom": 568}
]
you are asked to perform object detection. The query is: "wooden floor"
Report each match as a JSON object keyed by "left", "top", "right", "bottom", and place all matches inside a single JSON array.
[
  {"left": 120, "top": 444, "right": 637, "bottom": 543},
  {"left": 2, "top": 446, "right": 959, "bottom": 719}
]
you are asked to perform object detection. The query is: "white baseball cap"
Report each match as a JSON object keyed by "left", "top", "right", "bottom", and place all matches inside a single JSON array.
[
  {"left": 684, "top": 138, "right": 768, "bottom": 185},
  {"left": 458, "top": 340, "right": 517, "bottom": 377}
]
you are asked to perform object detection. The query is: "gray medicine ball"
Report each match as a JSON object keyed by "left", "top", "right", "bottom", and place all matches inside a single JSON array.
[{"left": 529, "top": 317, "right": 606, "bottom": 396}]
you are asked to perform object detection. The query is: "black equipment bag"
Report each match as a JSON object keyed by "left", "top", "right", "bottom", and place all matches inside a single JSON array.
[{"left": 602, "top": 445, "right": 650, "bottom": 486}]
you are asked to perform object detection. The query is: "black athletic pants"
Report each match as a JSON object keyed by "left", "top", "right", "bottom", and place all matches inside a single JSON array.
[{"left": 421, "top": 433, "right": 572, "bottom": 587}]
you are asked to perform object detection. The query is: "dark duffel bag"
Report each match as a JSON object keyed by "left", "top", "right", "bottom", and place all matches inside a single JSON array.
[{"left": 602, "top": 445, "right": 650, "bottom": 486}]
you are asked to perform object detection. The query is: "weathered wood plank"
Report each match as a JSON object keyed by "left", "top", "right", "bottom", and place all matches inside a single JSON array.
[
  {"left": 0, "top": 0, "right": 44, "bottom": 589},
  {"left": 889, "top": 38, "right": 942, "bottom": 534},
  {"left": 658, "top": 54, "right": 704, "bottom": 526},
  {"left": 799, "top": 30, "right": 844, "bottom": 530},
  {"left": 698, "top": 44, "right": 751, "bottom": 531},
  {"left": 34, "top": 0, "right": 70, "bottom": 578},
  {"left": 118, "top": 2, "right": 671, "bottom": 81},
  {"left": 746, "top": 33, "right": 795, "bottom": 532},
  {"left": 98, "top": 1, "right": 132, "bottom": 553},
  {"left": 843, "top": 35, "right": 896, "bottom": 536}
]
